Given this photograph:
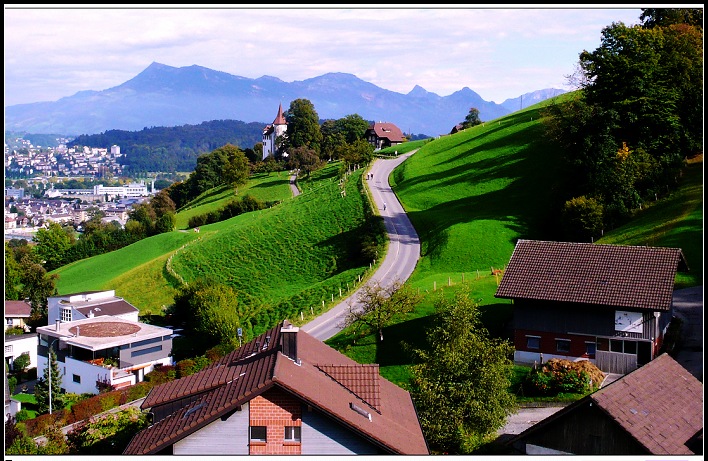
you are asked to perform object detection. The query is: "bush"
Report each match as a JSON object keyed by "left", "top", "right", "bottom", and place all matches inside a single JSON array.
[
  {"left": 21, "top": 410, "right": 67, "bottom": 437},
  {"left": 522, "top": 359, "right": 602, "bottom": 396},
  {"left": 14, "top": 409, "right": 33, "bottom": 422},
  {"left": 8, "top": 375, "right": 18, "bottom": 393}
]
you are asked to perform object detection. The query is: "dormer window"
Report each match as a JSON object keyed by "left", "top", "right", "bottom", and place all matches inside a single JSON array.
[{"left": 61, "top": 308, "right": 72, "bottom": 322}]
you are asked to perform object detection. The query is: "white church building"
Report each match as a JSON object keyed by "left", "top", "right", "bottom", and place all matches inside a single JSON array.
[{"left": 261, "top": 103, "right": 288, "bottom": 160}]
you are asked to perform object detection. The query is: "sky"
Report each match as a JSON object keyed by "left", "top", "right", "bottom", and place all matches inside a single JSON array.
[{"left": 4, "top": 5, "right": 647, "bottom": 107}]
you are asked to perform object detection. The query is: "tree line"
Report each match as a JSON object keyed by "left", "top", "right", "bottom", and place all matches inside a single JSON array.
[{"left": 544, "top": 8, "right": 702, "bottom": 241}]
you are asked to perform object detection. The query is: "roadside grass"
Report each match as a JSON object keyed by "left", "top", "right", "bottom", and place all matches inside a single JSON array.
[{"left": 175, "top": 171, "right": 292, "bottom": 229}]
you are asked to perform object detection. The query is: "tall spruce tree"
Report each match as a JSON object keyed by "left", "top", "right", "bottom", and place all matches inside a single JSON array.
[{"left": 34, "top": 349, "right": 63, "bottom": 414}]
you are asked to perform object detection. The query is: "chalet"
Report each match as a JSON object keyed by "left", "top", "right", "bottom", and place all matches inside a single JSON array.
[
  {"left": 123, "top": 320, "right": 429, "bottom": 455},
  {"left": 494, "top": 240, "right": 688, "bottom": 374},
  {"left": 507, "top": 353, "right": 703, "bottom": 455},
  {"left": 365, "top": 122, "right": 405, "bottom": 150},
  {"left": 262, "top": 103, "right": 288, "bottom": 160}
]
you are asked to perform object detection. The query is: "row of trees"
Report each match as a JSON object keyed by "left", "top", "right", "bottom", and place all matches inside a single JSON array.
[{"left": 544, "top": 8, "right": 703, "bottom": 240}]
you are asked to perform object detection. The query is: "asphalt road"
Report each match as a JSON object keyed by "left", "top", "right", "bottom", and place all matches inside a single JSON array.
[{"left": 301, "top": 152, "right": 420, "bottom": 340}]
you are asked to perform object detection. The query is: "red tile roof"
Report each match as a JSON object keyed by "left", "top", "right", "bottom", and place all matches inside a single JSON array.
[
  {"left": 495, "top": 240, "right": 687, "bottom": 311},
  {"left": 368, "top": 122, "right": 404, "bottom": 143},
  {"left": 124, "top": 322, "right": 428, "bottom": 455},
  {"left": 273, "top": 103, "right": 286, "bottom": 125},
  {"left": 592, "top": 353, "right": 702, "bottom": 454}
]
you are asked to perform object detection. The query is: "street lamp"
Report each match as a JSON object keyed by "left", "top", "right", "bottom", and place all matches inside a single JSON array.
[{"left": 47, "top": 338, "right": 60, "bottom": 415}]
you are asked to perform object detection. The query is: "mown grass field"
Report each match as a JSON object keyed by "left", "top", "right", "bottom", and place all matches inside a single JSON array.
[
  {"left": 54, "top": 163, "right": 380, "bottom": 335},
  {"left": 174, "top": 170, "right": 293, "bottom": 229}
]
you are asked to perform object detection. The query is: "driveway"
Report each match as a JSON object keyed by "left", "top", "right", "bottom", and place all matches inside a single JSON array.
[{"left": 301, "top": 152, "right": 420, "bottom": 340}]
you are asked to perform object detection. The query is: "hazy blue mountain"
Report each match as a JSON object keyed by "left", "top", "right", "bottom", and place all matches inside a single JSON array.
[{"left": 5, "top": 62, "right": 566, "bottom": 137}]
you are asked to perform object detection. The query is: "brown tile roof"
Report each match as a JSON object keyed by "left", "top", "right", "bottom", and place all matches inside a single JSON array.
[
  {"left": 592, "top": 353, "right": 703, "bottom": 454},
  {"left": 494, "top": 240, "right": 687, "bottom": 311},
  {"left": 124, "top": 322, "right": 428, "bottom": 455},
  {"left": 369, "top": 122, "right": 404, "bottom": 143},
  {"left": 5, "top": 300, "right": 32, "bottom": 317}
]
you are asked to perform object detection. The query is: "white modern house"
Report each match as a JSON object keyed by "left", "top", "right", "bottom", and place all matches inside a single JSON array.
[
  {"left": 38, "top": 290, "right": 173, "bottom": 395},
  {"left": 36, "top": 316, "right": 174, "bottom": 395},
  {"left": 4, "top": 333, "right": 38, "bottom": 373}
]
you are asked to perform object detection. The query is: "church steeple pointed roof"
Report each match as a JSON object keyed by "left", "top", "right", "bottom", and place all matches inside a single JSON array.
[{"left": 273, "top": 103, "right": 286, "bottom": 125}]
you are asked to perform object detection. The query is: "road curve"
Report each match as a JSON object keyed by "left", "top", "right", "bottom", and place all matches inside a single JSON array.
[{"left": 301, "top": 152, "right": 420, "bottom": 340}]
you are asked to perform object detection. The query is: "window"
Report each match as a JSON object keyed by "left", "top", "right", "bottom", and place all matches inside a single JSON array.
[
  {"left": 250, "top": 426, "right": 267, "bottom": 443},
  {"left": 556, "top": 339, "right": 571, "bottom": 353},
  {"left": 61, "top": 308, "right": 72, "bottom": 322},
  {"left": 72, "top": 374, "right": 81, "bottom": 383},
  {"left": 585, "top": 342, "right": 596, "bottom": 356},
  {"left": 6, "top": 318, "right": 13, "bottom": 325},
  {"left": 131, "top": 345, "right": 162, "bottom": 357},
  {"left": 624, "top": 340, "right": 637, "bottom": 354},
  {"left": 610, "top": 339, "right": 624, "bottom": 353},
  {"left": 284, "top": 426, "right": 301, "bottom": 442},
  {"left": 526, "top": 336, "right": 540, "bottom": 350}
]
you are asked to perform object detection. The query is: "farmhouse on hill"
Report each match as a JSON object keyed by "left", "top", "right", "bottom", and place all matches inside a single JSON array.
[
  {"left": 494, "top": 239, "right": 688, "bottom": 374},
  {"left": 262, "top": 103, "right": 288, "bottom": 160},
  {"left": 365, "top": 121, "right": 404, "bottom": 150},
  {"left": 123, "top": 320, "right": 429, "bottom": 455}
]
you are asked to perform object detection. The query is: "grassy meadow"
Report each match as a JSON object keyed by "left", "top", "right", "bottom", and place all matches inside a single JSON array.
[
  {"left": 54, "top": 163, "right": 380, "bottom": 335},
  {"left": 50, "top": 93, "right": 702, "bottom": 384}
]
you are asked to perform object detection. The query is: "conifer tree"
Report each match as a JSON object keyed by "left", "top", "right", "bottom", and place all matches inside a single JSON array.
[{"left": 34, "top": 349, "right": 63, "bottom": 414}]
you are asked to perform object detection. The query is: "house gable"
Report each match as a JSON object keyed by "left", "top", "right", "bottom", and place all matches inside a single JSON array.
[{"left": 124, "top": 321, "right": 428, "bottom": 455}]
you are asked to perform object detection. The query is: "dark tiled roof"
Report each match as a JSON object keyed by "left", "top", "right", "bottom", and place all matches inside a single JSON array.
[
  {"left": 592, "top": 353, "right": 703, "bottom": 455},
  {"left": 124, "top": 322, "right": 427, "bottom": 455},
  {"left": 74, "top": 300, "right": 138, "bottom": 317},
  {"left": 5, "top": 300, "right": 31, "bottom": 317},
  {"left": 495, "top": 240, "right": 686, "bottom": 311}
]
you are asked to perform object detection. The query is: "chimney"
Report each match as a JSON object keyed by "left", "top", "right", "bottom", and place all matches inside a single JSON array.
[
  {"left": 280, "top": 320, "right": 299, "bottom": 362},
  {"left": 55, "top": 319, "right": 60, "bottom": 331}
]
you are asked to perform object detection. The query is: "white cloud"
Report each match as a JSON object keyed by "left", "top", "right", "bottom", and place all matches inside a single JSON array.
[{"left": 4, "top": 5, "right": 643, "bottom": 106}]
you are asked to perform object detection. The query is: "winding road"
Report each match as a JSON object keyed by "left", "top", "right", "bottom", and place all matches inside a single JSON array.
[{"left": 301, "top": 152, "right": 420, "bottom": 340}]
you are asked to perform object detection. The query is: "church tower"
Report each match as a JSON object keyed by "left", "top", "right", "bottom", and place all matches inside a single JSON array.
[{"left": 262, "top": 103, "right": 288, "bottom": 160}]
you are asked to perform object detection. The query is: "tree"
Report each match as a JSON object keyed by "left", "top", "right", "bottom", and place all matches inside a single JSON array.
[
  {"left": 286, "top": 145, "right": 324, "bottom": 178},
  {"left": 20, "top": 261, "right": 58, "bottom": 326},
  {"left": 13, "top": 353, "right": 31, "bottom": 376},
  {"left": 284, "top": 98, "right": 323, "bottom": 156},
  {"left": 219, "top": 144, "right": 250, "bottom": 189},
  {"left": 34, "top": 348, "right": 63, "bottom": 414},
  {"left": 560, "top": 195, "right": 605, "bottom": 242},
  {"left": 342, "top": 280, "right": 422, "bottom": 342},
  {"left": 5, "top": 242, "right": 24, "bottom": 299},
  {"left": 33, "top": 221, "right": 74, "bottom": 271},
  {"left": 408, "top": 287, "right": 516, "bottom": 454},
  {"left": 172, "top": 278, "right": 245, "bottom": 349},
  {"left": 461, "top": 107, "right": 483, "bottom": 129},
  {"left": 335, "top": 114, "right": 370, "bottom": 144}
]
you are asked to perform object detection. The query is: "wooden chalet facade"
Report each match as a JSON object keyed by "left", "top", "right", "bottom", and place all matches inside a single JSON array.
[
  {"left": 365, "top": 122, "right": 404, "bottom": 150},
  {"left": 123, "top": 321, "right": 429, "bottom": 455},
  {"left": 507, "top": 353, "right": 703, "bottom": 455},
  {"left": 495, "top": 240, "right": 688, "bottom": 374}
]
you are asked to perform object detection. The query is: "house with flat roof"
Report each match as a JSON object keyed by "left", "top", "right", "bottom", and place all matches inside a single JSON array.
[
  {"left": 123, "top": 320, "right": 429, "bottom": 455},
  {"left": 36, "top": 316, "right": 173, "bottom": 394}
]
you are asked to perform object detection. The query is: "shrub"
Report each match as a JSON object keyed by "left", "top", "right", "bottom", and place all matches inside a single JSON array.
[
  {"left": 21, "top": 410, "right": 67, "bottom": 437},
  {"left": 523, "top": 358, "right": 601, "bottom": 396},
  {"left": 14, "top": 409, "right": 32, "bottom": 422},
  {"left": 8, "top": 375, "right": 18, "bottom": 393},
  {"left": 144, "top": 365, "right": 177, "bottom": 385}
]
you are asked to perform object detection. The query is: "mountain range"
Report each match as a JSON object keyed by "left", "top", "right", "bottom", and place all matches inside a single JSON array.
[{"left": 4, "top": 62, "right": 566, "bottom": 137}]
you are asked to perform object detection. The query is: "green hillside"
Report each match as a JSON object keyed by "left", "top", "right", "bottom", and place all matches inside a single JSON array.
[{"left": 54, "top": 163, "right": 381, "bottom": 336}]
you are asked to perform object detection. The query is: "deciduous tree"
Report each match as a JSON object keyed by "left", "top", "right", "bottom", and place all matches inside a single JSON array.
[
  {"left": 342, "top": 280, "right": 422, "bottom": 342},
  {"left": 284, "top": 98, "right": 323, "bottom": 156},
  {"left": 408, "top": 287, "right": 516, "bottom": 454}
]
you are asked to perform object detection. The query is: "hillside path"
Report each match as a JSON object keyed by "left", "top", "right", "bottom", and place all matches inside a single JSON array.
[
  {"left": 289, "top": 170, "right": 300, "bottom": 197},
  {"left": 301, "top": 151, "right": 420, "bottom": 340}
]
